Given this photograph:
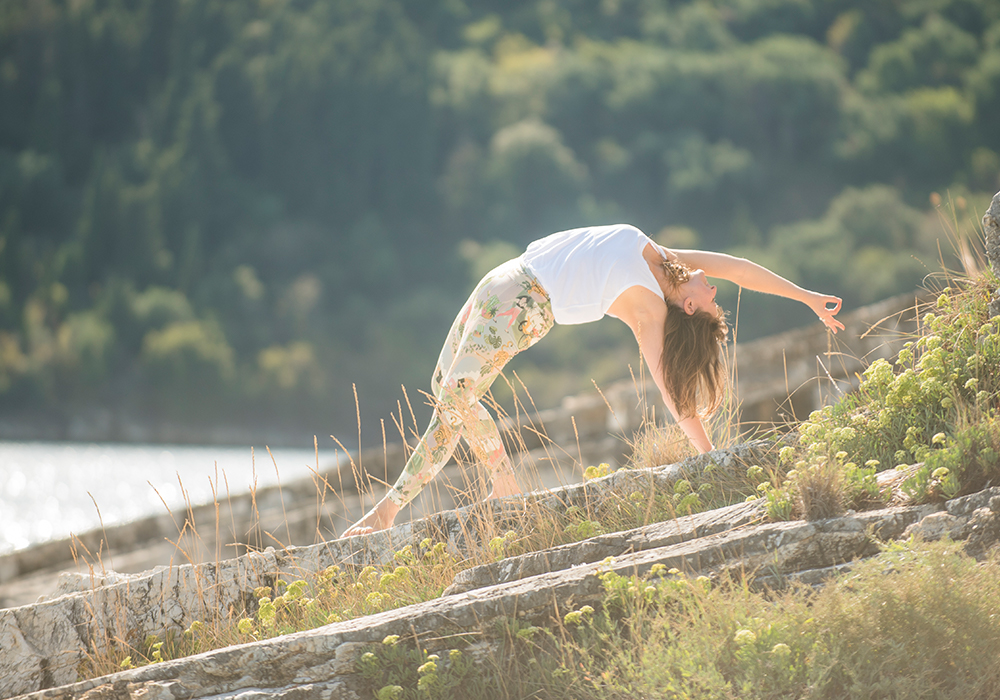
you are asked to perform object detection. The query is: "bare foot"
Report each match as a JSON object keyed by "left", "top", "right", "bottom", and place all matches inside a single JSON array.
[
  {"left": 341, "top": 498, "right": 401, "bottom": 538},
  {"left": 487, "top": 469, "right": 522, "bottom": 500}
]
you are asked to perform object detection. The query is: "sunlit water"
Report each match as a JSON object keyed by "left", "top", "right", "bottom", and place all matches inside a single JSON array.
[{"left": 0, "top": 441, "right": 343, "bottom": 554}]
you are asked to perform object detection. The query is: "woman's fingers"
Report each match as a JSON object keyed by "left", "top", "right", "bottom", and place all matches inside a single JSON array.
[
  {"left": 817, "top": 294, "right": 842, "bottom": 313},
  {"left": 821, "top": 311, "right": 845, "bottom": 333},
  {"left": 340, "top": 525, "right": 373, "bottom": 538},
  {"left": 812, "top": 294, "right": 844, "bottom": 333}
]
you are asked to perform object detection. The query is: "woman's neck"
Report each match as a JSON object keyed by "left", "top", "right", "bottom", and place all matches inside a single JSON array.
[{"left": 643, "top": 243, "right": 687, "bottom": 304}]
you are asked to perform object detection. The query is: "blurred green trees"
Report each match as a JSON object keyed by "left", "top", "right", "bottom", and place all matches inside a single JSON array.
[{"left": 0, "top": 0, "right": 998, "bottom": 443}]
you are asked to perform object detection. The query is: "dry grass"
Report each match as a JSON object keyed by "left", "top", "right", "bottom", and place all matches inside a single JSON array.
[
  {"left": 69, "top": 369, "right": 746, "bottom": 681},
  {"left": 795, "top": 459, "right": 845, "bottom": 520},
  {"left": 626, "top": 420, "right": 695, "bottom": 470}
]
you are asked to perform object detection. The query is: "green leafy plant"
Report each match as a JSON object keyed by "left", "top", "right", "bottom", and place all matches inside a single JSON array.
[
  {"left": 235, "top": 539, "right": 460, "bottom": 643},
  {"left": 904, "top": 417, "right": 1000, "bottom": 502},
  {"left": 766, "top": 276, "right": 1000, "bottom": 519},
  {"left": 358, "top": 635, "right": 490, "bottom": 700}
]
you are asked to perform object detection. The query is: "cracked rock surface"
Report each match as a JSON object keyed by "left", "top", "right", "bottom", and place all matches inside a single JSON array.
[
  {"left": 8, "top": 455, "right": 1000, "bottom": 700},
  {"left": 12, "top": 499, "right": 962, "bottom": 700}
]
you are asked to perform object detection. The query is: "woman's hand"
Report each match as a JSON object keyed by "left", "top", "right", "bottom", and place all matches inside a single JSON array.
[
  {"left": 807, "top": 293, "right": 845, "bottom": 333},
  {"left": 340, "top": 497, "right": 400, "bottom": 538}
]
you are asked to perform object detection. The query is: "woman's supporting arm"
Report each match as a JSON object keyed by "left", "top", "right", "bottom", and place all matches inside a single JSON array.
[{"left": 612, "top": 287, "right": 715, "bottom": 453}]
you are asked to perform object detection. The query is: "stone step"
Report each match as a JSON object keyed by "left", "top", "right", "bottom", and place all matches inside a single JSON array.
[
  {"left": 14, "top": 501, "right": 943, "bottom": 700},
  {"left": 444, "top": 499, "right": 766, "bottom": 595}
]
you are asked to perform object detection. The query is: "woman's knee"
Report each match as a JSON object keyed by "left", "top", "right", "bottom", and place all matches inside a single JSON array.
[{"left": 436, "top": 380, "right": 482, "bottom": 421}]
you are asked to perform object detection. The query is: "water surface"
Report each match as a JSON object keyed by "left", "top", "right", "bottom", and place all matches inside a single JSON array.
[{"left": 0, "top": 441, "right": 341, "bottom": 554}]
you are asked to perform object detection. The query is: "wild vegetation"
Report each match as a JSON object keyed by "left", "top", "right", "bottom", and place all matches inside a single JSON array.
[
  {"left": 356, "top": 540, "right": 1000, "bottom": 699},
  {"left": 2, "top": 0, "right": 999, "bottom": 441},
  {"left": 764, "top": 271, "right": 1000, "bottom": 520}
]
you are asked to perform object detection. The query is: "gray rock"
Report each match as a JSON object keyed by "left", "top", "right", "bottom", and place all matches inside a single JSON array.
[
  {"left": 945, "top": 486, "right": 1000, "bottom": 517},
  {"left": 13, "top": 504, "right": 937, "bottom": 700},
  {"left": 903, "top": 511, "right": 969, "bottom": 541},
  {"left": 876, "top": 464, "right": 921, "bottom": 504},
  {"left": 964, "top": 496, "right": 1000, "bottom": 559},
  {"left": 751, "top": 561, "right": 855, "bottom": 591},
  {"left": 445, "top": 500, "right": 765, "bottom": 595}
]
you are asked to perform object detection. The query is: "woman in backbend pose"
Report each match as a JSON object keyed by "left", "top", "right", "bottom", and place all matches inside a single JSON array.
[{"left": 341, "top": 224, "right": 844, "bottom": 537}]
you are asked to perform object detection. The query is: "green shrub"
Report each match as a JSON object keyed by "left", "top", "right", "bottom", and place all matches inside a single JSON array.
[
  {"left": 766, "top": 277, "right": 1000, "bottom": 519},
  {"left": 358, "top": 637, "right": 489, "bottom": 700},
  {"left": 904, "top": 416, "right": 1000, "bottom": 502},
  {"left": 510, "top": 541, "right": 1000, "bottom": 699}
]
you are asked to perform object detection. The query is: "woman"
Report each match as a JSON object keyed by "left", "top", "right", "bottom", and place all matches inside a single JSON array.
[{"left": 342, "top": 223, "right": 843, "bottom": 537}]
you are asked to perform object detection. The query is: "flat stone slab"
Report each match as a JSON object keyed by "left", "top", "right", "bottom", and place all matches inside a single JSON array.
[
  {"left": 14, "top": 502, "right": 938, "bottom": 700},
  {"left": 445, "top": 499, "right": 766, "bottom": 594}
]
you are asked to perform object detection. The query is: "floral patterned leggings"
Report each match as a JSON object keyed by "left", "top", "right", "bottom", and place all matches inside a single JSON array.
[{"left": 386, "top": 257, "right": 555, "bottom": 507}]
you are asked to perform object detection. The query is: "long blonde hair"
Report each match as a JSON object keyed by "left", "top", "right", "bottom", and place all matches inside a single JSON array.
[{"left": 660, "top": 259, "right": 728, "bottom": 418}]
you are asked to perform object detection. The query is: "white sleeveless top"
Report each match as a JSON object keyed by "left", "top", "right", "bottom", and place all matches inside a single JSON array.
[{"left": 521, "top": 224, "right": 664, "bottom": 325}]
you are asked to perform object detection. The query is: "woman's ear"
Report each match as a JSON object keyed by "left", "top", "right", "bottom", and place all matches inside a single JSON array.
[{"left": 683, "top": 297, "right": 697, "bottom": 315}]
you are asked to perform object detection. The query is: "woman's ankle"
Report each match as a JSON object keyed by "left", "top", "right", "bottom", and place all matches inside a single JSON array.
[{"left": 375, "top": 498, "right": 402, "bottom": 528}]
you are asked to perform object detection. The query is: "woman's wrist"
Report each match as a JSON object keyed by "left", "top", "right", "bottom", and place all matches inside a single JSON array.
[{"left": 677, "top": 415, "right": 712, "bottom": 453}]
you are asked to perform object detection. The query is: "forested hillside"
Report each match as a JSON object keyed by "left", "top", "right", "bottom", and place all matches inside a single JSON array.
[{"left": 1, "top": 0, "right": 998, "bottom": 445}]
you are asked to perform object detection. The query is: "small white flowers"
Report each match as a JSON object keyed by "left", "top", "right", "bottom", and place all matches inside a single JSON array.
[{"left": 771, "top": 643, "right": 792, "bottom": 658}]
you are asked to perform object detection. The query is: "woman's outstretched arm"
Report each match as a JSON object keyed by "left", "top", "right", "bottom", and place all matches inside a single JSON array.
[{"left": 669, "top": 249, "right": 845, "bottom": 333}]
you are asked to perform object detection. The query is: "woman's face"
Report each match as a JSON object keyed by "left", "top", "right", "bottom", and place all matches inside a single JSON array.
[{"left": 679, "top": 269, "right": 719, "bottom": 315}]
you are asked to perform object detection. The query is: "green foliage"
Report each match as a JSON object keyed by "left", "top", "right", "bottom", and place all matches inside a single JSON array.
[
  {"left": 488, "top": 529, "right": 519, "bottom": 561},
  {"left": 141, "top": 320, "right": 234, "bottom": 386},
  {"left": 858, "top": 15, "right": 979, "bottom": 93},
  {"left": 563, "top": 516, "right": 606, "bottom": 541},
  {"left": 503, "top": 541, "right": 1000, "bottom": 699},
  {"left": 359, "top": 639, "right": 490, "bottom": 700},
  {"left": 2, "top": 0, "right": 999, "bottom": 437},
  {"left": 904, "top": 417, "right": 1000, "bottom": 502},
  {"left": 766, "top": 277, "right": 1000, "bottom": 520}
]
